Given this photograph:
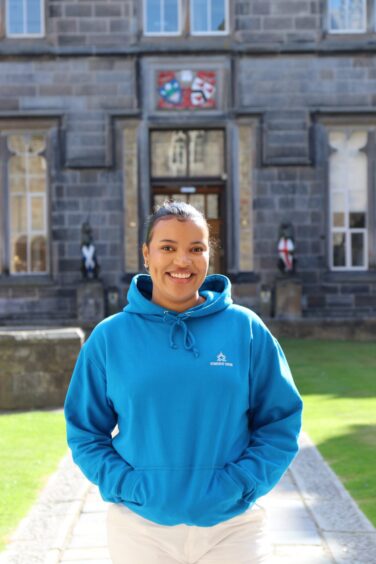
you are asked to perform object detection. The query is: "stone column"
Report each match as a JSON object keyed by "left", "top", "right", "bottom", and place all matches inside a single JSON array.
[
  {"left": 275, "top": 275, "right": 302, "bottom": 319},
  {"left": 77, "top": 281, "right": 105, "bottom": 327}
]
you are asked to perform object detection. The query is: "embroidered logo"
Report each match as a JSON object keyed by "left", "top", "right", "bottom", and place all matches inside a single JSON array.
[{"left": 210, "top": 352, "right": 234, "bottom": 367}]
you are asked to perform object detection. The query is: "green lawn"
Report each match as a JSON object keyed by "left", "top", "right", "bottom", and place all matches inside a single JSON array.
[
  {"left": 281, "top": 339, "right": 376, "bottom": 527},
  {"left": 0, "top": 410, "right": 68, "bottom": 552}
]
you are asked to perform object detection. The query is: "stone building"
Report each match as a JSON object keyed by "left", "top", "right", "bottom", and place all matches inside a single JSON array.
[{"left": 0, "top": 0, "right": 375, "bottom": 325}]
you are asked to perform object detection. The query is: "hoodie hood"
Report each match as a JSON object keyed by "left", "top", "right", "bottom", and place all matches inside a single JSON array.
[{"left": 123, "top": 274, "right": 233, "bottom": 358}]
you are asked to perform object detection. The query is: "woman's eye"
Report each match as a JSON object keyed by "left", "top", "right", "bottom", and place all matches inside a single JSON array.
[
  {"left": 192, "top": 247, "right": 204, "bottom": 253},
  {"left": 161, "top": 246, "right": 174, "bottom": 251}
]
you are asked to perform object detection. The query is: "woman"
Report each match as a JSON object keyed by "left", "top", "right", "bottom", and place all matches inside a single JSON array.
[{"left": 64, "top": 201, "right": 303, "bottom": 563}]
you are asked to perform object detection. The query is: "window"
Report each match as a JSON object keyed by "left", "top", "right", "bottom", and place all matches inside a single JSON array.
[
  {"left": 144, "top": 0, "right": 181, "bottom": 35},
  {"left": 1, "top": 132, "right": 49, "bottom": 275},
  {"left": 150, "top": 129, "right": 225, "bottom": 177},
  {"left": 328, "top": 0, "right": 366, "bottom": 33},
  {"left": 191, "top": 0, "right": 228, "bottom": 35},
  {"left": 6, "top": 0, "right": 44, "bottom": 37},
  {"left": 143, "top": 0, "right": 229, "bottom": 36},
  {"left": 328, "top": 129, "right": 368, "bottom": 270}
]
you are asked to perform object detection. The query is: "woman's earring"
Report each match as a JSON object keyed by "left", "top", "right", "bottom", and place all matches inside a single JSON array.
[{"left": 144, "top": 262, "right": 149, "bottom": 270}]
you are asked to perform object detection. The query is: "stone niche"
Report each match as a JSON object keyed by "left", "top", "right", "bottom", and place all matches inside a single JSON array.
[{"left": 0, "top": 328, "right": 83, "bottom": 410}]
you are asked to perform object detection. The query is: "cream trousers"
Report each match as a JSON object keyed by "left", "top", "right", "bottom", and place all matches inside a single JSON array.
[{"left": 106, "top": 502, "right": 272, "bottom": 564}]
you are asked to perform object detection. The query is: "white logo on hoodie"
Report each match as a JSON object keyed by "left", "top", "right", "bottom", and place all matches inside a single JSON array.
[{"left": 210, "top": 352, "right": 233, "bottom": 367}]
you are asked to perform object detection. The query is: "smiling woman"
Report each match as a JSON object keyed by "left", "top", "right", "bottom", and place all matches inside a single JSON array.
[{"left": 64, "top": 200, "right": 303, "bottom": 564}]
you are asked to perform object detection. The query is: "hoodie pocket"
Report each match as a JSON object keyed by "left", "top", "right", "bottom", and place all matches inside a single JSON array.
[{"left": 126, "top": 466, "right": 247, "bottom": 526}]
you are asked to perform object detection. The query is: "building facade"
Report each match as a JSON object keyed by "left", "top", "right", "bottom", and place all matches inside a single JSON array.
[{"left": 0, "top": 0, "right": 376, "bottom": 324}]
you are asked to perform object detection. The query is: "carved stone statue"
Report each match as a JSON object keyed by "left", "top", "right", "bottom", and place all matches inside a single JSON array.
[
  {"left": 277, "top": 223, "right": 296, "bottom": 274},
  {"left": 81, "top": 221, "right": 100, "bottom": 280}
]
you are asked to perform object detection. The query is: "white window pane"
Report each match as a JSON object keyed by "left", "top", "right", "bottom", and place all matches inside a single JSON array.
[
  {"left": 211, "top": 0, "right": 225, "bottom": 31},
  {"left": 8, "top": 0, "right": 24, "bottom": 34},
  {"left": 172, "top": 193, "right": 188, "bottom": 202},
  {"left": 333, "top": 232, "right": 346, "bottom": 267},
  {"left": 329, "top": 0, "right": 344, "bottom": 30},
  {"left": 11, "top": 195, "right": 27, "bottom": 232},
  {"left": 349, "top": 190, "right": 366, "bottom": 211},
  {"left": 30, "top": 135, "right": 46, "bottom": 154},
  {"left": 8, "top": 135, "right": 27, "bottom": 153},
  {"left": 207, "top": 194, "right": 219, "bottom": 219},
  {"left": 329, "top": 0, "right": 365, "bottom": 31},
  {"left": 29, "top": 155, "right": 46, "bottom": 175},
  {"left": 329, "top": 153, "right": 348, "bottom": 192},
  {"left": 29, "top": 177, "right": 46, "bottom": 193},
  {"left": 9, "top": 176, "right": 26, "bottom": 194},
  {"left": 188, "top": 194, "right": 205, "bottom": 214},
  {"left": 9, "top": 155, "right": 27, "bottom": 175},
  {"left": 27, "top": 0, "right": 42, "bottom": 34},
  {"left": 31, "top": 197, "right": 44, "bottom": 231},
  {"left": 348, "top": 0, "right": 365, "bottom": 30},
  {"left": 351, "top": 232, "right": 364, "bottom": 266},
  {"left": 31, "top": 236, "right": 47, "bottom": 272},
  {"left": 164, "top": 0, "right": 179, "bottom": 32},
  {"left": 332, "top": 192, "right": 345, "bottom": 212},
  {"left": 146, "top": 0, "right": 162, "bottom": 32},
  {"left": 192, "top": 0, "right": 208, "bottom": 32}
]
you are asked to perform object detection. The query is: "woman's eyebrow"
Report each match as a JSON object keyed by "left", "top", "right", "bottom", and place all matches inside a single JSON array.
[{"left": 159, "top": 239, "right": 206, "bottom": 245}]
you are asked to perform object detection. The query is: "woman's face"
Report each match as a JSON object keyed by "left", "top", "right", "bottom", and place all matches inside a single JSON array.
[{"left": 142, "top": 217, "right": 210, "bottom": 312}]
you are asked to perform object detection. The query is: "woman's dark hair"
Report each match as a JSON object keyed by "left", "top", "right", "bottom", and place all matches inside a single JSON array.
[{"left": 143, "top": 200, "right": 211, "bottom": 246}]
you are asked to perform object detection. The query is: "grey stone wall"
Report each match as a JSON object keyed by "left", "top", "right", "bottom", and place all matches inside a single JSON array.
[{"left": 234, "top": 0, "right": 323, "bottom": 44}]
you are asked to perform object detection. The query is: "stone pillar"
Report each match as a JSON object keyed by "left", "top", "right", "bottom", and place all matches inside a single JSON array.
[
  {"left": 275, "top": 276, "right": 302, "bottom": 319},
  {"left": 77, "top": 281, "right": 105, "bottom": 326}
]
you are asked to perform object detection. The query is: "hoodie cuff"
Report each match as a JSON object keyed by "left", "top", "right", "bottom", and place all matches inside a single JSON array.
[
  {"left": 225, "top": 461, "right": 257, "bottom": 502},
  {"left": 122, "top": 469, "right": 141, "bottom": 502}
]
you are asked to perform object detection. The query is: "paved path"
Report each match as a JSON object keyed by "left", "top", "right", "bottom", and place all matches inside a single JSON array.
[{"left": 1, "top": 433, "right": 376, "bottom": 564}]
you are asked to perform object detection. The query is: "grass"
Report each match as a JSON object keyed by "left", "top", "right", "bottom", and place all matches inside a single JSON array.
[
  {"left": 0, "top": 410, "right": 68, "bottom": 552},
  {"left": 281, "top": 339, "right": 376, "bottom": 527}
]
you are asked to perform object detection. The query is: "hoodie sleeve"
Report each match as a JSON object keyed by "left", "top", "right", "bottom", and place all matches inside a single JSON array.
[
  {"left": 64, "top": 334, "right": 136, "bottom": 503},
  {"left": 223, "top": 317, "right": 303, "bottom": 503}
]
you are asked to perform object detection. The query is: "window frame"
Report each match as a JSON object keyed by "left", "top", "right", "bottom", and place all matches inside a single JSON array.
[
  {"left": 327, "top": 0, "right": 367, "bottom": 34},
  {"left": 326, "top": 124, "right": 373, "bottom": 272},
  {"left": 0, "top": 124, "right": 52, "bottom": 278},
  {"left": 5, "top": 0, "right": 45, "bottom": 38},
  {"left": 190, "top": 0, "right": 229, "bottom": 36},
  {"left": 143, "top": 0, "right": 182, "bottom": 37}
]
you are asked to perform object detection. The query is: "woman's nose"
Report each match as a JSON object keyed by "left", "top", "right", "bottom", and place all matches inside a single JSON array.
[{"left": 173, "top": 253, "right": 191, "bottom": 266}]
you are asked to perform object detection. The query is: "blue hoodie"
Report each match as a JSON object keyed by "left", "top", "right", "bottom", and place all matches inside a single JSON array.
[{"left": 64, "top": 274, "right": 303, "bottom": 527}]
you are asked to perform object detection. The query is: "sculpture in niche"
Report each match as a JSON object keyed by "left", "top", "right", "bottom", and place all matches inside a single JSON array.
[
  {"left": 81, "top": 221, "right": 100, "bottom": 280},
  {"left": 277, "top": 223, "right": 296, "bottom": 274}
]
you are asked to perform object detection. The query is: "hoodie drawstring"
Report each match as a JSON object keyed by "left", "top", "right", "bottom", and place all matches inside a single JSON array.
[{"left": 163, "top": 312, "right": 200, "bottom": 358}]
